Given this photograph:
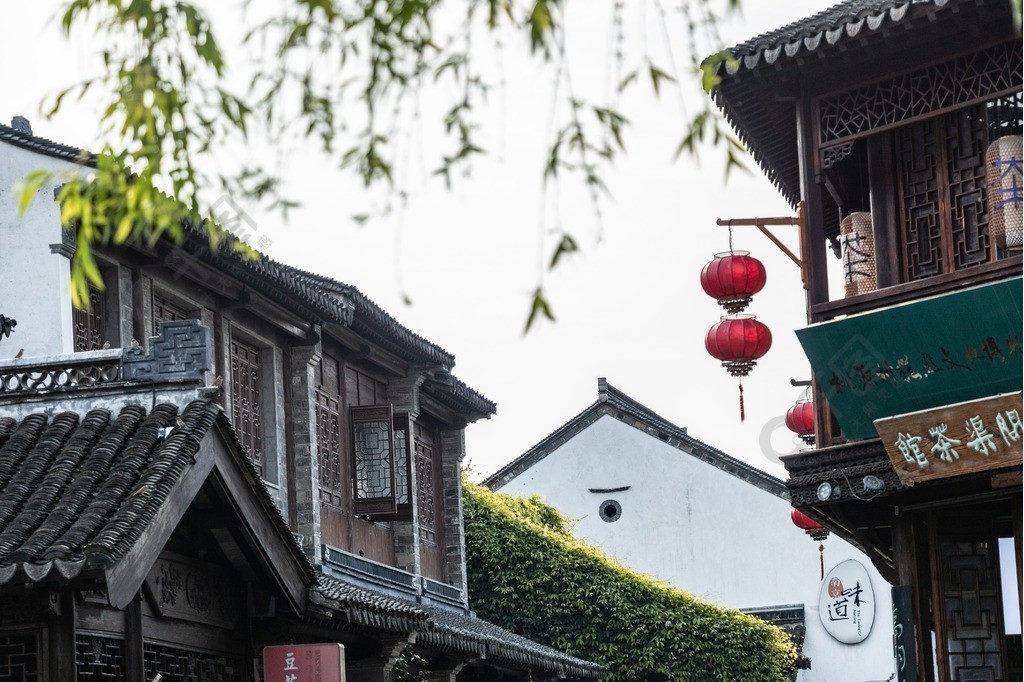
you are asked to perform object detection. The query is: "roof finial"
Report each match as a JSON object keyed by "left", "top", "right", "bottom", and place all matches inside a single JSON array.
[
  {"left": 597, "top": 377, "right": 608, "bottom": 401},
  {"left": 10, "top": 116, "right": 32, "bottom": 135}
]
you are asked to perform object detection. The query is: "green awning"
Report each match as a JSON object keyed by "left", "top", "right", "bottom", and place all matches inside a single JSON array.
[{"left": 796, "top": 277, "right": 1023, "bottom": 440}]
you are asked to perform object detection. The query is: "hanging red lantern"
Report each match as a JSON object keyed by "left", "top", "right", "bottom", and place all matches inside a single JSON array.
[
  {"left": 700, "top": 251, "right": 767, "bottom": 314},
  {"left": 786, "top": 398, "right": 816, "bottom": 445},
  {"left": 790, "top": 509, "right": 822, "bottom": 532},
  {"left": 704, "top": 315, "right": 772, "bottom": 377},
  {"left": 791, "top": 509, "right": 830, "bottom": 579}
]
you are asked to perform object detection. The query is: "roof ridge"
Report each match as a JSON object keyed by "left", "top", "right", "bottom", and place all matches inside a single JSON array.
[{"left": 484, "top": 379, "right": 786, "bottom": 497}]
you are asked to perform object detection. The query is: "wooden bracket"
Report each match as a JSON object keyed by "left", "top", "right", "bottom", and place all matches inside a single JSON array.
[{"left": 716, "top": 202, "right": 808, "bottom": 289}]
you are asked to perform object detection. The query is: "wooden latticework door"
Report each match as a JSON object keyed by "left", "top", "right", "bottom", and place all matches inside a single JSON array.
[{"left": 931, "top": 514, "right": 1010, "bottom": 681}]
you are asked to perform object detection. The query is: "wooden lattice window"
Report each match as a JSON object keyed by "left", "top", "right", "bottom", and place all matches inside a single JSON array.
[
  {"left": 73, "top": 284, "right": 106, "bottom": 352},
  {"left": 230, "top": 338, "right": 264, "bottom": 476},
  {"left": 76, "top": 635, "right": 124, "bottom": 681},
  {"left": 414, "top": 422, "right": 438, "bottom": 543},
  {"left": 351, "top": 404, "right": 397, "bottom": 516},
  {"left": 895, "top": 104, "right": 996, "bottom": 281},
  {"left": 0, "top": 633, "right": 40, "bottom": 681},
  {"left": 316, "top": 388, "right": 343, "bottom": 506},
  {"left": 144, "top": 642, "right": 241, "bottom": 682},
  {"left": 152, "top": 291, "right": 194, "bottom": 336}
]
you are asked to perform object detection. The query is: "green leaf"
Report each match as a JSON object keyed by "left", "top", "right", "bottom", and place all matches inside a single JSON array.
[
  {"left": 524, "top": 288, "right": 555, "bottom": 334},
  {"left": 648, "top": 63, "right": 675, "bottom": 97},
  {"left": 548, "top": 233, "right": 579, "bottom": 270},
  {"left": 16, "top": 171, "right": 49, "bottom": 217}
]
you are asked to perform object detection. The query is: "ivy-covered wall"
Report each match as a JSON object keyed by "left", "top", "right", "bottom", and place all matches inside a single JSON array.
[{"left": 463, "top": 481, "right": 798, "bottom": 681}]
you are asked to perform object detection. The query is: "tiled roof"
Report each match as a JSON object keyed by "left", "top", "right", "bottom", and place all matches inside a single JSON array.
[
  {"left": 0, "top": 122, "right": 96, "bottom": 166},
  {"left": 283, "top": 266, "right": 457, "bottom": 371},
  {"left": 420, "top": 374, "right": 497, "bottom": 421},
  {"left": 0, "top": 400, "right": 217, "bottom": 582},
  {"left": 484, "top": 378, "right": 787, "bottom": 499},
  {"left": 717, "top": 0, "right": 949, "bottom": 75},
  {"left": 312, "top": 573, "right": 428, "bottom": 632},
  {"left": 1, "top": 121, "right": 493, "bottom": 411},
  {"left": 0, "top": 399, "right": 315, "bottom": 586},
  {"left": 417, "top": 603, "right": 606, "bottom": 678},
  {"left": 312, "top": 575, "right": 604, "bottom": 678}
]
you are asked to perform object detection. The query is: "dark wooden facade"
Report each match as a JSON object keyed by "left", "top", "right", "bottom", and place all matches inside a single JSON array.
[
  {"left": 711, "top": 1, "right": 1022, "bottom": 680},
  {"left": 0, "top": 120, "right": 604, "bottom": 681}
]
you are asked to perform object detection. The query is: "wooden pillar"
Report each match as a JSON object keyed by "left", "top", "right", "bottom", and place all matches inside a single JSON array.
[
  {"left": 796, "top": 97, "right": 839, "bottom": 447},
  {"left": 47, "top": 591, "right": 77, "bottom": 682},
  {"left": 124, "top": 591, "right": 145, "bottom": 681},
  {"left": 892, "top": 510, "right": 928, "bottom": 682},
  {"left": 867, "top": 133, "right": 900, "bottom": 289}
]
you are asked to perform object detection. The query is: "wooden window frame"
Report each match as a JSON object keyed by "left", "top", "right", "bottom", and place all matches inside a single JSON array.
[
  {"left": 230, "top": 337, "right": 265, "bottom": 477},
  {"left": 351, "top": 404, "right": 398, "bottom": 517},
  {"left": 151, "top": 290, "right": 196, "bottom": 337}
]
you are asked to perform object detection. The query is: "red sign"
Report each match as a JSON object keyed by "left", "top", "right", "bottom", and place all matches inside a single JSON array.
[{"left": 263, "top": 644, "right": 344, "bottom": 682}]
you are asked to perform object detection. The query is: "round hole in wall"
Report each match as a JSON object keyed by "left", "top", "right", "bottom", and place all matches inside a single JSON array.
[{"left": 599, "top": 499, "right": 622, "bottom": 523}]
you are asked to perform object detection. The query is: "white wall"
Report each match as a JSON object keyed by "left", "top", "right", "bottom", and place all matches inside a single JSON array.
[
  {"left": 0, "top": 141, "right": 80, "bottom": 357},
  {"left": 497, "top": 415, "right": 895, "bottom": 682}
]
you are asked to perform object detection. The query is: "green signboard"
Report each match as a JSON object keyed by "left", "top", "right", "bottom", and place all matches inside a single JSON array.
[{"left": 796, "top": 277, "right": 1023, "bottom": 441}]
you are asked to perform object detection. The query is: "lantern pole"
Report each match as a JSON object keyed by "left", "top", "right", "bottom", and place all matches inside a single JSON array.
[{"left": 716, "top": 205, "right": 808, "bottom": 289}]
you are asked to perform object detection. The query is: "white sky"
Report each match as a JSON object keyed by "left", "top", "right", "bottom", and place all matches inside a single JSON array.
[{"left": 1, "top": 0, "right": 838, "bottom": 481}]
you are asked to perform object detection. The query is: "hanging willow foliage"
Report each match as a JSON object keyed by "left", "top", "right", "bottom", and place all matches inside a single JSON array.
[{"left": 462, "top": 481, "right": 799, "bottom": 681}]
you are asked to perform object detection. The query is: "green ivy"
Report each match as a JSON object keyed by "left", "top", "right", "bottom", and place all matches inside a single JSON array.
[{"left": 463, "top": 481, "right": 798, "bottom": 681}]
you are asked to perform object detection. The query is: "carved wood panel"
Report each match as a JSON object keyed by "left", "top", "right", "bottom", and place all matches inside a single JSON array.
[
  {"left": 144, "top": 554, "right": 241, "bottom": 630},
  {"left": 818, "top": 43, "right": 1022, "bottom": 147}
]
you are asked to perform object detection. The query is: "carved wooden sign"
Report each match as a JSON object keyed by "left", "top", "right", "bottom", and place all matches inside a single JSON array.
[
  {"left": 263, "top": 644, "right": 344, "bottom": 682},
  {"left": 874, "top": 392, "right": 1023, "bottom": 485},
  {"left": 144, "top": 553, "right": 239, "bottom": 629}
]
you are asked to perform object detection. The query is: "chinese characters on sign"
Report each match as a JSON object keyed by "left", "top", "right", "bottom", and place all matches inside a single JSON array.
[
  {"left": 827, "top": 334, "right": 1021, "bottom": 397},
  {"left": 263, "top": 644, "right": 344, "bottom": 682},
  {"left": 819, "top": 559, "right": 875, "bottom": 645},
  {"left": 875, "top": 392, "right": 1024, "bottom": 484}
]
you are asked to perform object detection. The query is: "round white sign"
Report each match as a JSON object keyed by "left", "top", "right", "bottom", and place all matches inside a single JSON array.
[{"left": 818, "top": 558, "right": 875, "bottom": 644}]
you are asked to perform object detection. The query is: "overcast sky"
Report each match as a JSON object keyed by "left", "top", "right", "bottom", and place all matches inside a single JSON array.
[{"left": 2, "top": 0, "right": 837, "bottom": 481}]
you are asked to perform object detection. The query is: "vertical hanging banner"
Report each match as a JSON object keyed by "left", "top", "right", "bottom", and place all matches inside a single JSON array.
[
  {"left": 263, "top": 644, "right": 345, "bottom": 682},
  {"left": 891, "top": 586, "right": 919, "bottom": 682}
]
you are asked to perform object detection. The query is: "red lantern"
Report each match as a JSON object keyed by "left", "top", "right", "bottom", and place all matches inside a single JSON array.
[
  {"left": 704, "top": 315, "right": 772, "bottom": 377},
  {"left": 790, "top": 509, "right": 822, "bottom": 531},
  {"left": 700, "top": 251, "right": 767, "bottom": 314},
  {"left": 786, "top": 399, "right": 816, "bottom": 445},
  {"left": 791, "top": 509, "right": 830, "bottom": 579}
]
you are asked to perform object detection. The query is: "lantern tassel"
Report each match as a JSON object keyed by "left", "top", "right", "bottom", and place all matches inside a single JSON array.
[
  {"left": 819, "top": 543, "right": 825, "bottom": 580},
  {"left": 739, "top": 379, "right": 745, "bottom": 422}
]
